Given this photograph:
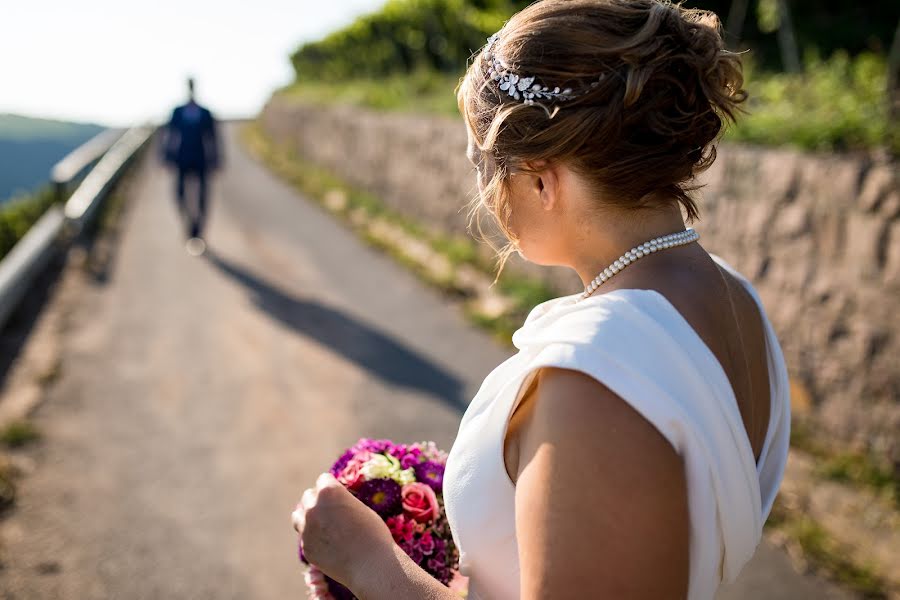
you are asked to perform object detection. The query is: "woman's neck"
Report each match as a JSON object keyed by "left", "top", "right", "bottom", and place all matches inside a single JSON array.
[{"left": 569, "top": 205, "right": 688, "bottom": 288}]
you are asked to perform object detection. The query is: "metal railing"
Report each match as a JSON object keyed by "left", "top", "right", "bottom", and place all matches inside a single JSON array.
[
  {"left": 64, "top": 127, "right": 153, "bottom": 230},
  {"left": 0, "top": 126, "right": 154, "bottom": 329},
  {"left": 51, "top": 128, "right": 124, "bottom": 202}
]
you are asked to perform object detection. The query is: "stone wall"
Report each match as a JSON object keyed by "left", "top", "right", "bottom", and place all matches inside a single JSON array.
[{"left": 259, "top": 98, "right": 900, "bottom": 463}]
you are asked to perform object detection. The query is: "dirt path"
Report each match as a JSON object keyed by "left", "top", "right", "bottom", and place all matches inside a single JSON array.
[{"left": 0, "top": 124, "right": 855, "bottom": 599}]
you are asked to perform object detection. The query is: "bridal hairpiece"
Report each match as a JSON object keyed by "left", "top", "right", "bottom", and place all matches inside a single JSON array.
[{"left": 482, "top": 33, "right": 604, "bottom": 106}]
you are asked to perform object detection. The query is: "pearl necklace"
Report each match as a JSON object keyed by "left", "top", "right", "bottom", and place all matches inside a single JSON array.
[{"left": 578, "top": 228, "right": 700, "bottom": 301}]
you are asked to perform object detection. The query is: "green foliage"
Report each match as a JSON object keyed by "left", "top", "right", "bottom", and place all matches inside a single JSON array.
[
  {"left": 0, "top": 187, "right": 57, "bottom": 260},
  {"left": 730, "top": 52, "right": 897, "bottom": 152},
  {"left": 287, "top": 0, "right": 896, "bottom": 152},
  {"left": 755, "top": 0, "right": 780, "bottom": 35},
  {"left": 291, "top": 0, "right": 513, "bottom": 81},
  {"left": 291, "top": 0, "right": 897, "bottom": 81},
  {"left": 0, "top": 420, "right": 40, "bottom": 448},
  {"left": 278, "top": 71, "right": 461, "bottom": 115},
  {"left": 280, "top": 51, "right": 897, "bottom": 152}
]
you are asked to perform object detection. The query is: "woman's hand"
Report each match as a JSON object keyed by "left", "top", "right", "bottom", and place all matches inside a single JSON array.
[{"left": 292, "top": 473, "right": 395, "bottom": 588}]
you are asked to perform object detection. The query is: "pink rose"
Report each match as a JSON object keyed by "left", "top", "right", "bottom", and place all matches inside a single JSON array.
[
  {"left": 401, "top": 482, "right": 439, "bottom": 523},
  {"left": 337, "top": 451, "right": 371, "bottom": 490}
]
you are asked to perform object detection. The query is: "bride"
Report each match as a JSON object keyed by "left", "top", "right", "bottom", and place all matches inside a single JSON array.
[{"left": 292, "top": 0, "right": 791, "bottom": 598}]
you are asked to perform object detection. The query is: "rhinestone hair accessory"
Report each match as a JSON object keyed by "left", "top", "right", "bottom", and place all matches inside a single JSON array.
[{"left": 482, "top": 33, "right": 603, "bottom": 105}]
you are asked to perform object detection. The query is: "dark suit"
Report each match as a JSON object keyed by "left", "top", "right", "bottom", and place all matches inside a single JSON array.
[{"left": 163, "top": 101, "right": 220, "bottom": 239}]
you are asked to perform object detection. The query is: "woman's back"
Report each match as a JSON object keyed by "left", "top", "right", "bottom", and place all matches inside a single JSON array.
[
  {"left": 620, "top": 243, "right": 775, "bottom": 462},
  {"left": 443, "top": 253, "right": 791, "bottom": 599}
]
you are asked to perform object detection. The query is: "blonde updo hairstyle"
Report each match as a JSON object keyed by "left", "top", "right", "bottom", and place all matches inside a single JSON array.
[{"left": 459, "top": 0, "right": 746, "bottom": 262}]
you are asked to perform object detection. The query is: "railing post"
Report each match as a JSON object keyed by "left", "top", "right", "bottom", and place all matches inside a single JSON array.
[{"left": 55, "top": 180, "right": 67, "bottom": 204}]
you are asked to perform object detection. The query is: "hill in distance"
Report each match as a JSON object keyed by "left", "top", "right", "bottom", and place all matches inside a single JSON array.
[{"left": 0, "top": 113, "right": 107, "bottom": 203}]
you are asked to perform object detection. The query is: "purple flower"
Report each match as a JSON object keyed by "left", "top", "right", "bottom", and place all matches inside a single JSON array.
[
  {"left": 330, "top": 449, "right": 355, "bottom": 477},
  {"left": 355, "top": 478, "right": 402, "bottom": 517},
  {"left": 352, "top": 438, "right": 393, "bottom": 454},
  {"left": 414, "top": 461, "right": 445, "bottom": 492},
  {"left": 399, "top": 447, "right": 422, "bottom": 469},
  {"left": 407, "top": 544, "right": 424, "bottom": 564},
  {"left": 433, "top": 538, "right": 446, "bottom": 552},
  {"left": 387, "top": 442, "right": 407, "bottom": 458},
  {"left": 417, "top": 531, "right": 436, "bottom": 555}
]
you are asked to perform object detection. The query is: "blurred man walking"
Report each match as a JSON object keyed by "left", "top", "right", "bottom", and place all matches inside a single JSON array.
[{"left": 162, "top": 78, "right": 221, "bottom": 256}]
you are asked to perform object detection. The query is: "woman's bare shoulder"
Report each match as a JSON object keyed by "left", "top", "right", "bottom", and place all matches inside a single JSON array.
[{"left": 512, "top": 367, "right": 689, "bottom": 599}]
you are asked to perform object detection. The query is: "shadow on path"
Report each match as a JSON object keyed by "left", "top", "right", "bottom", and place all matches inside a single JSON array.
[{"left": 206, "top": 251, "right": 467, "bottom": 412}]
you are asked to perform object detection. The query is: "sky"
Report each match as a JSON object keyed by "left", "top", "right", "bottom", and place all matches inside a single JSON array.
[{"left": 0, "top": 0, "right": 385, "bottom": 127}]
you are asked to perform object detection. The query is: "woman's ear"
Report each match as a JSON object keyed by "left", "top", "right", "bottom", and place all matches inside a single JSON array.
[{"left": 536, "top": 163, "right": 560, "bottom": 212}]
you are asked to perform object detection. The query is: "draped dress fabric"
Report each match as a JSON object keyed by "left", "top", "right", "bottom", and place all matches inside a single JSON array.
[{"left": 443, "top": 257, "right": 791, "bottom": 599}]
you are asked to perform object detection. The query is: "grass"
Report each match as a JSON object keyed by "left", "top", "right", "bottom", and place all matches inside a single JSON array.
[
  {"left": 498, "top": 276, "right": 556, "bottom": 312},
  {"left": 0, "top": 186, "right": 58, "bottom": 260},
  {"left": 816, "top": 453, "right": 899, "bottom": 506},
  {"left": 0, "top": 420, "right": 40, "bottom": 448},
  {"left": 37, "top": 358, "right": 62, "bottom": 385},
  {"left": 0, "top": 460, "right": 14, "bottom": 513},
  {"left": 790, "top": 421, "right": 900, "bottom": 509},
  {"left": 278, "top": 70, "right": 461, "bottom": 116},
  {"left": 767, "top": 500, "right": 889, "bottom": 598},
  {"left": 429, "top": 234, "right": 480, "bottom": 267},
  {"left": 462, "top": 306, "right": 523, "bottom": 343},
  {"left": 469, "top": 275, "right": 558, "bottom": 341}
]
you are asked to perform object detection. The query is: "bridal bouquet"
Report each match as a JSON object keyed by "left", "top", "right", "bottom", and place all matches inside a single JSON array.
[{"left": 300, "top": 438, "right": 461, "bottom": 600}]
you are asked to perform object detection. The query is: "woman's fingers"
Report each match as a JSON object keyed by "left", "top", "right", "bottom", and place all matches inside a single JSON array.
[
  {"left": 316, "top": 472, "right": 340, "bottom": 490},
  {"left": 291, "top": 503, "right": 305, "bottom": 533},
  {"left": 302, "top": 487, "right": 317, "bottom": 509},
  {"left": 292, "top": 474, "right": 341, "bottom": 536},
  {"left": 292, "top": 487, "right": 317, "bottom": 534}
]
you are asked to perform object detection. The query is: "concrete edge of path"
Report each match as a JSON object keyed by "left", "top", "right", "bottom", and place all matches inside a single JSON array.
[{"left": 0, "top": 147, "right": 154, "bottom": 432}]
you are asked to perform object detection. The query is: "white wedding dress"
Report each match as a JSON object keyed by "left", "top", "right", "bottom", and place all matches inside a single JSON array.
[{"left": 443, "top": 256, "right": 791, "bottom": 599}]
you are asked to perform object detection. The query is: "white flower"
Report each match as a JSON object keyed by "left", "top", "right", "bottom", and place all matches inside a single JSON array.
[
  {"left": 361, "top": 453, "right": 417, "bottom": 486},
  {"left": 361, "top": 453, "right": 400, "bottom": 480},
  {"left": 396, "top": 468, "right": 416, "bottom": 486}
]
